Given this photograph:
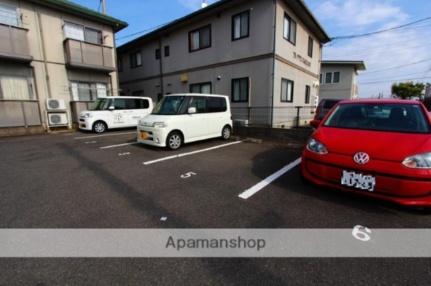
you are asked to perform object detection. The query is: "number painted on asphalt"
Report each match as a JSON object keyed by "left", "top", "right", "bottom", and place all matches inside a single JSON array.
[
  {"left": 84, "top": 141, "right": 97, "bottom": 144},
  {"left": 352, "top": 225, "right": 372, "bottom": 242},
  {"left": 118, "top": 152, "right": 131, "bottom": 156},
  {"left": 181, "top": 172, "right": 197, "bottom": 179}
]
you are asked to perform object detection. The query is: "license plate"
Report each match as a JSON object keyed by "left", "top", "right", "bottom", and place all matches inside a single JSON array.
[
  {"left": 140, "top": 132, "right": 149, "bottom": 140},
  {"left": 341, "top": 171, "right": 376, "bottom": 192}
]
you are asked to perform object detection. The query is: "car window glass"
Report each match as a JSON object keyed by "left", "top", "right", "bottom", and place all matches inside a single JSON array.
[
  {"left": 114, "top": 99, "right": 127, "bottom": 110},
  {"left": 207, "top": 97, "right": 227, "bottom": 113},
  {"left": 190, "top": 97, "right": 207, "bottom": 113}
]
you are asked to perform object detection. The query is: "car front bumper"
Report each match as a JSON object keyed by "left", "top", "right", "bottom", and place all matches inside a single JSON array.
[
  {"left": 137, "top": 126, "right": 168, "bottom": 147},
  {"left": 78, "top": 118, "right": 94, "bottom": 131},
  {"left": 301, "top": 151, "right": 431, "bottom": 207}
]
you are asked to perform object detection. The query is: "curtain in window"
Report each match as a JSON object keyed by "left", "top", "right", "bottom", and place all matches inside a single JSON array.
[
  {"left": 241, "top": 14, "right": 248, "bottom": 37},
  {"left": 234, "top": 16, "right": 241, "bottom": 39},
  {"left": 233, "top": 80, "right": 241, "bottom": 102},
  {"left": 0, "top": 4, "right": 19, "bottom": 26},
  {"left": 78, "top": 83, "right": 91, "bottom": 101},
  {"left": 85, "top": 28, "right": 102, "bottom": 44},
  {"left": 1, "top": 77, "right": 30, "bottom": 100},
  {"left": 283, "top": 17, "right": 290, "bottom": 39},
  {"left": 64, "top": 22, "right": 84, "bottom": 41},
  {"left": 190, "top": 31, "right": 200, "bottom": 50},
  {"left": 200, "top": 27, "right": 210, "bottom": 48},
  {"left": 201, "top": 83, "right": 211, "bottom": 94},
  {"left": 96, "top": 83, "right": 107, "bottom": 97}
]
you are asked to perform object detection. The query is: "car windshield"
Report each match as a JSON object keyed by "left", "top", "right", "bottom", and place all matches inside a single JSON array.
[
  {"left": 152, "top": 96, "right": 188, "bottom": 115},
  {"left": 324, "top": 103, "right": 430, "bottom": 134},
  {"left": 91, "top": 98, "right": 113, "bottom": 111}
]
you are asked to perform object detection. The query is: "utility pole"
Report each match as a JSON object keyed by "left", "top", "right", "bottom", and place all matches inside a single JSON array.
[{"left": 100, "top": 0, "right": 106, "bottom": 14}]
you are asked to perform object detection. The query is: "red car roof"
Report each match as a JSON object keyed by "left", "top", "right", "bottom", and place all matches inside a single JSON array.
[{"left": 338, "top": 99, "right": 421, "bottom": 105}]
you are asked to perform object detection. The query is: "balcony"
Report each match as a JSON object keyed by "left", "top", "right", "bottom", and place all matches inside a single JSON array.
[
  {"left": 64, "top": 39, "right": 115, "bottom": 72},
  {"left": 0, "top": 24, "right": 32, "bottom": 63}
]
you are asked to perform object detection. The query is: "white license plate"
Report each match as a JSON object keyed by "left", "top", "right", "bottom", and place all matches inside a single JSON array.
[{"left": 341, "top": 171, "right": 376, "bottom": 192}]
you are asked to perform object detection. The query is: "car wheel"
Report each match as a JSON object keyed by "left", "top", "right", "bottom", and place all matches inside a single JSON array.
[
  {"left": 166, "top": 132, "right": 183, "bottom": 150},
  {"left": 222, "top": 126, "right": 232, "bottom": 140},
  {"left": 93, "top": 121, "right": 107, "bottom": 134}
]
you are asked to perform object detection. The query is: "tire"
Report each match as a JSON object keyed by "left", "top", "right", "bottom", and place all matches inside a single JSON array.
[
  {"left": 166, "top": 131, "right": 183, "bottom": 150},
  {"left": 221, "top": 125, "right": 232, "bottom": 140},
  {"left": 93, "top": 121, "right": 107, "bottom": 134}
]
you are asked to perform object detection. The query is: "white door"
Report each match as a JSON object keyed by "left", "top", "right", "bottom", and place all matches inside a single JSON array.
[
  {"left": 184, "top": 96, "right": 210, "bottom": 140},
  {"left": 206, "top": 97, "right": 228, "bottom": 136},
  {"left": 111, "top": 99, "right": 131, "bottom": 128},
  {"left": 128, "top": 98, "right": 151, "bottom": 126}
]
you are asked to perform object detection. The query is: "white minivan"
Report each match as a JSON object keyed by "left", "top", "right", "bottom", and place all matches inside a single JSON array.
[
  {"left": 79, "top": 96, "right": 153, "bottom": 133},
  {"left": 137, "top": 94, "right": 233, "bottom": 150}
]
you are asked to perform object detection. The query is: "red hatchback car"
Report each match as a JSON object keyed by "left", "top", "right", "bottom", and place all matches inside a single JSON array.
[{"left": 302, "top": 99, "right": 431, "bottom": 207}]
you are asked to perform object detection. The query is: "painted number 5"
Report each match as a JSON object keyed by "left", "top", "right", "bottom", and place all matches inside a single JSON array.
[
  {"left": 352, "top": 225, "right": 372, "bottom": 242},
  {"left": 181, "top": 172, "right": 197, "bottom": 179}
]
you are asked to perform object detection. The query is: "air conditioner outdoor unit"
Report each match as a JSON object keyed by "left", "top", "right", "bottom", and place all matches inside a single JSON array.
[
  {"left": 48, "top": 113, "right": 69, "bottom": 126},
  {"left": 46, "top": 99, "right": 66, "bottom": 111}
]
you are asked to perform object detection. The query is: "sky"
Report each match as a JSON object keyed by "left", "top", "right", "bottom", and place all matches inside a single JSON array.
[{"left": 71, "top": 0, "right": 431, "bottom": 98}]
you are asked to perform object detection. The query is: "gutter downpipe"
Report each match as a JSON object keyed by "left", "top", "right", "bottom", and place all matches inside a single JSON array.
[{"left": 270, "top": 0, "right": 277, "bottom": 128}]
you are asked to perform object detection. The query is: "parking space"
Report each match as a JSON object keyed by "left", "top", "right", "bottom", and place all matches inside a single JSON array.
[
  {"left": 1, "top": 130, "right": 430, "bottom": 230},
  {"left": 1, "top": 130, "right": 431, "bottom": 285}
]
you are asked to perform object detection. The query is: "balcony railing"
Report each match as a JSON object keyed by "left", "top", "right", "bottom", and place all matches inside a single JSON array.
[
  {"left": 0, "top": 23, "right": 32, "bottom": 62},
  {"left": 64, "top": 39, "right": 115, "bottom": 72}
]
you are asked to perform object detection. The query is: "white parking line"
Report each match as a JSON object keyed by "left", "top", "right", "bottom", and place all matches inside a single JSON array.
[
  {"left": 100, "top": 142, "right": 138, "bottom": 150},
  {"left": 143, "top": 141, "right": 243, "bottom": 166},
  {"left": 74, "top": 132, "right": 136, "bottom": 140},
  {"left": 238, "top": 157, "right": 302, "bottom": 200}
]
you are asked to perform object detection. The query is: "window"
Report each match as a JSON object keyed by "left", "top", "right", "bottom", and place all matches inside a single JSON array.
[
  {"left": 333, "top": 72, "right": 340, "bottom": 83},
  {"left": 130, "top": 51, "right": 142, "bottom": 68},
  {"left": 232, "top": 78, "right": 249, "bottom": 103},
  {"left": 319, "top": 74, "right": 323, "bottom": 84},
  {"left": 164, "top": 46, "right": 170, "bottom": 57},
  {"left": 64, "top": 22, "right": 102, "bottom": 44},
  {"left": 190, "top": 82, "right": 212, "bottom": 94},
  {"left": 0, "top": 3, "right": 19, "bottom": 26},
  {"left": 305, "top": 85, "right": 311, "bottom": 104},
  {"left": 283, "top": 13, "right": 296, "bottom": 45},
  {"left": 189, "top": 96, "right": 207, "bottom": 113},
  {"left": 71, "top": 82, "right": 107, "bottom": 101},
  {"left": 84, "top": 27, "right": 102, "bottom": 44},
  {"left": 119, "top": 99, "right": 150, "bottom": 109},
  {"left": 325, "top": 73, "right": 333, "bottom": 84},
  {"left": 189, "top": 25, "right": 211, "bottom": 52},
  {"left": 308, "top": 36, "right": 313, "bottom": 57},
  {"left": 281, "top": 78, "right": 294, "bottom": 103},
  {"left": 0, "top": 77, "right": 32, "bottom": 100},
  {"left": 207, "top": 97, "right": 227, "bottom": 113},
  {"left": 232, "top": 10, "right": 250, "bottom": 40},
  {"left": 155, "top": 48, "right": 161, "bottom": 60}
]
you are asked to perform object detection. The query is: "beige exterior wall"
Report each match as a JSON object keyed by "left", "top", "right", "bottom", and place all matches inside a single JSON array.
[
  {"left": 0, "top": 0, "right": 120, "bottom": 130},
  {"left": 119, "top": 0, "right": 325, "bottom": 127},
  {"left": 320, "top": 65, "right": 357, "bottom": 101}
]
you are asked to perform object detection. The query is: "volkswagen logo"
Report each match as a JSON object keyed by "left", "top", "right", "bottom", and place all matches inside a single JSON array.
[{"left": 354, "top": 152, "right": 370, "bottom": 165}]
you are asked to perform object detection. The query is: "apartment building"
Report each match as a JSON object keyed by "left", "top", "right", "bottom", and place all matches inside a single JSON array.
[
  {"left": 118, "top": 0, "right": 330, "bottom": 127},
  {"left": 0, "top": 0, "right": 127, "bottom": 136},
  {"left": 319, "top": 60, "right": 366, "bottom": 101}
]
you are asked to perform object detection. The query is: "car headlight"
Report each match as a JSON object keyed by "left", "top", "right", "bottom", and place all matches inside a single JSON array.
[
  {"left": 306, "top": 138, "right": 328, "bottom": 155},
  {"left": 402, "top": 153, "right": 431, "bottom": 169},
  {"left": 153, "top": 122, "right": 167, "bottom": 128},
  {"left": 82, "top": 113, "right": 92, "bottom": 119}
]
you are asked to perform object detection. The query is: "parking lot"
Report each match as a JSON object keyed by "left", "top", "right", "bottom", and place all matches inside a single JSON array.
[{"left": 1, "top": 130, "right": 431, "bottom": 285}]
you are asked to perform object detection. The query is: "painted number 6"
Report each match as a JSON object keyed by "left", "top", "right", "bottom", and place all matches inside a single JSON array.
[{"left": 352, "top": 225, "right": 372, "bottom": 242}]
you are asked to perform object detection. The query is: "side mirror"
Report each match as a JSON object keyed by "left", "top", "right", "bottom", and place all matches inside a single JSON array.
[
  {"left": 108, "top": 106, "right": 115, "bottom": 111},
  {"left": 310, "top": 119, "right": 320, "bottom": 129},
  {"left": 188, "top": 107, "right": 197, "bottom": 114}
]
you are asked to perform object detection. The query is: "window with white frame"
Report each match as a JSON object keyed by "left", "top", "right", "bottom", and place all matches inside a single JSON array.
[
  {"left": 64, "top": 22, "right": 102, "bottom": 44},
  {"left": 0, "top": 3, "right": 20, "bottom": 27},
  {"left": 281, "top": 78, "right": 294, "bottom": 103},
  {"left": 0, "top": 76, "right": 32, "bottom": 100},
  {"left": 283, "top": 13, "right": 296, "bottom": 45},
  {"left": 71, "top": 82, "right": 108, "bottom": 102}
]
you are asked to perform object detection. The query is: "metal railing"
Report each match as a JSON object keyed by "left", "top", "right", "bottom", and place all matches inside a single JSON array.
[{"left": 231, "top": 106, "right": 316, "bottom": 128}]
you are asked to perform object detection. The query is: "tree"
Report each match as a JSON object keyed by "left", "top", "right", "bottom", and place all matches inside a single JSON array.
[{"left": 391, "top": 82, "right": 425, "bottom": 99}]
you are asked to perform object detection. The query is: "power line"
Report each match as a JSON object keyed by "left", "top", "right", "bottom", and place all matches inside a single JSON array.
[
  {"left": 360, "top": 76, "right": 431, "bottom": 85},
  {"left": 116, "top": 21, "right": 173, "bottom": 41},
  {"left": 330, "top": 16, "right": 431, "bottom": 41},
  {"left": 364, "top": 58, "right": 431, "bottom": 74}
]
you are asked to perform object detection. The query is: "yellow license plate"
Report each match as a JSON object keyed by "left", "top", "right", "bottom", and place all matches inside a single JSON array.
[{"left": 140, "top": 132, "right": 149, "bottom": 140}]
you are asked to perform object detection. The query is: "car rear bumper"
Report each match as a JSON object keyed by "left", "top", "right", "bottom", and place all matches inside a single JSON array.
[{"left": 301, "top": 156, "right": 431, "bottom": 207}]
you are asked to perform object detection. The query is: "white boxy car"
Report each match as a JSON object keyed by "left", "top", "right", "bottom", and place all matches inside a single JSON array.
[
  {"left": 79, "top": 96, "right": 153, "bottom": 133},
  {"left": 137, "top": 94, "right": 233, "bottom": 150}
]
